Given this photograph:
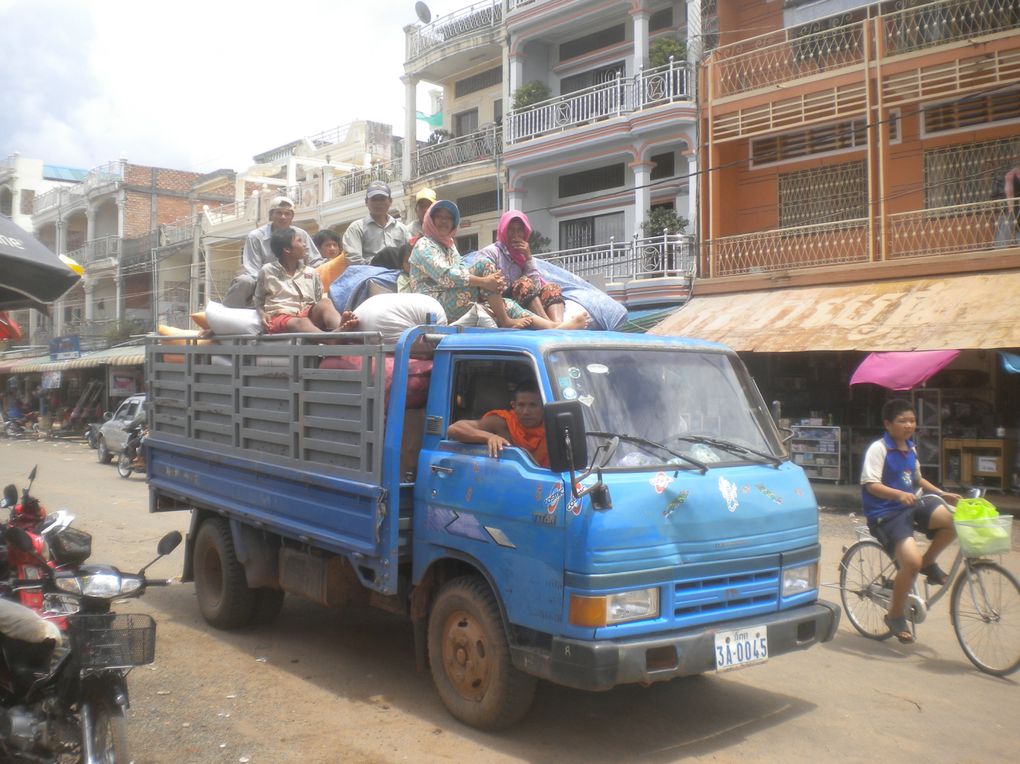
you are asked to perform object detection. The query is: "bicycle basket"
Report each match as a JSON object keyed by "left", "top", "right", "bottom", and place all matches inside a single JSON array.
[
  {"left": 68, "top": 613, "right": 156, "bottom": 669},
  {"left": 954, "top": 515, "right": 1014, "bottom": 557}
]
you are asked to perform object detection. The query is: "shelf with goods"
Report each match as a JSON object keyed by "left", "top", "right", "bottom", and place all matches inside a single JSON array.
[{"left": 789, "top": 425, "right": 842, "bottom": 482}]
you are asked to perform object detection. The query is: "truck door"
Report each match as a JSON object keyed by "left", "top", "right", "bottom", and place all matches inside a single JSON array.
[{"left": 416, "top": 355, "right": 567, "bottom": 635}]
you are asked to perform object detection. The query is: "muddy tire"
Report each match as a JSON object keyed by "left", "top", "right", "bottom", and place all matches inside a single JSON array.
[
  {"left": 193, "top": 518, "right": 256, "bottom": 629},
  {"left": 428, "top": 576, "right": 536, "bottom": 730}
]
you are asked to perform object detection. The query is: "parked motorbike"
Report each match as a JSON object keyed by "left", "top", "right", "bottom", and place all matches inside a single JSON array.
[
  {"left": 0, "top": 527, "right": 181, "bottom": 763},
  {"left": 3, "top": 412, "right": 38, "bottom": 439},
  {"left": 84, "top": 422, "right": 101, "bottom": 450},
  {"left": 116, "top": 424, "right": 146, "bottom": 479}
]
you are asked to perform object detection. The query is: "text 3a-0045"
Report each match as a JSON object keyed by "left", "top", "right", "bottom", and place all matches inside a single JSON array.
[{"left": 714, "top": 626, "right": 768, "bottom": 671}]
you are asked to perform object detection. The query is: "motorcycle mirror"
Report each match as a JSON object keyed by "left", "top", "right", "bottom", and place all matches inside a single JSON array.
[
  {"left": 4, "top": 525, "right": 36, "bottom": 554},
  {"left": 2, "top": 484, "right": 16, "bottom": 507},
  {"left": 157, "top": 531, "right": 183, "bottom": 556},
  {"left": 103, "top": 412, "right": 113, "bottom": 421}
]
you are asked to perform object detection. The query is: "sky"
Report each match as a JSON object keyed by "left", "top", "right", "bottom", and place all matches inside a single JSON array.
[{"left": 0, "top": 0, "right": 468, "bottom": 174}]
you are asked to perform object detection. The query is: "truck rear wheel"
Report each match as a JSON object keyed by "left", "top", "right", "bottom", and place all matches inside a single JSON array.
[
  {"left": 427, "top": 576, "right": 536, "bottom": 730},
  {"left": 194, "top": 518, "right": 256, "bottom": 629}
]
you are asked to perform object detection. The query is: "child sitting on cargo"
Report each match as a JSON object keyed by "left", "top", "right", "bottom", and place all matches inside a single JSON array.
[
  {"left": 254, "top": 227, "right": 359, "bottom": 335},
  {"left": 860, "top": 398, "right": 960, "bottom": 644}
]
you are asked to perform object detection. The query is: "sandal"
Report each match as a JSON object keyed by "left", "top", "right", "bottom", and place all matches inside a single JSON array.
[
  {"left": 921, "top": 563, "right": 948, "bottom": 587},
  {"left": 884, "top": 614, "right": 915, "bottom": 644}
]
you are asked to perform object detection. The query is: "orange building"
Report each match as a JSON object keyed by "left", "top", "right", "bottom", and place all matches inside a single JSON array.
[{"left": 654, "top": 0, "right": 1020, "bottom": 488}]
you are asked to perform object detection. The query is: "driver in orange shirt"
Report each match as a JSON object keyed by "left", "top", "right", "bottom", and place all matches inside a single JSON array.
[{"left": 447, "top": 380, "right": 549, "bottom": 468}]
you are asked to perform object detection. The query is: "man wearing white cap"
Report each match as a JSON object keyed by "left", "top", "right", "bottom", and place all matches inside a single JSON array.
[
  {"left": 223, "top": 195, "right": 323, "bottom": 308},
  {"left": 341, "top": 180, "right": 409, "bottom": 265}
]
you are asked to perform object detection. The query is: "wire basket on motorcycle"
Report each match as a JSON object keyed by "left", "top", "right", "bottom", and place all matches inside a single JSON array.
[{"left": 68, "top": 612, "right": 156, "bottom": 669}]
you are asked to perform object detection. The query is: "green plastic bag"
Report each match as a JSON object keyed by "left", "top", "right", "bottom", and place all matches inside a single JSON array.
[{"left": 954, "top": 498, "right": 1012, "bottom": 557}]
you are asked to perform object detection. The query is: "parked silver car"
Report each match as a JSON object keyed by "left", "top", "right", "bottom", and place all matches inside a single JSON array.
[{"left": 97, "top": 394, "right": 147, "bottom": 465}]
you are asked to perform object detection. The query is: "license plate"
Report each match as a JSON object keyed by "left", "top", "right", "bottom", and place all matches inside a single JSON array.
[{"left": 714, "top": 625, "right": 768, "bottom": 672}]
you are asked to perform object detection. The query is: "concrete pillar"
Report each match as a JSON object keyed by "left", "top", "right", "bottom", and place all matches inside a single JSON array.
[
  {"left": 85, "top": 207, "right": 95, "bottom": 245},
  {"left": 115, "top": 196, "right": 125, "bottom": 321},
  {"left": 402, "top": 75, "right": 418, "bottom": 183},
  {"left": 508, "top": 186, "right": 526, "bottom": 212},
  {"left": 631, "top": 9, "right": 650, "bottom": 70},
  {"left": 508, "top": 54, "right": 524, "bottom": 96},
  {"left": 630, "top": 159, "right": 653, "bottom": 236},
  {"left": 83, "top": 279, "right": 95, "bottom": 322},
  {"left": 686, "top": 153, "right": 698, "bottom": 235}
]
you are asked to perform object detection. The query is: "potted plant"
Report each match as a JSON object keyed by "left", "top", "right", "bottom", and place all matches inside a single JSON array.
[
  {"left": 512, "top": 81, "right": 552, "bottom": 111},
  {"left": 649, "top": 37, "right": 686, "bottom": 68},
  {"left": 641, "top": 207, "right": 689, "bottom": 238}
]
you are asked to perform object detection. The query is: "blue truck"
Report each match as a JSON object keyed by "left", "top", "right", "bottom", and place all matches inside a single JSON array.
[{"left": 145, "top": 326, "right": 839, "bottom": 729}]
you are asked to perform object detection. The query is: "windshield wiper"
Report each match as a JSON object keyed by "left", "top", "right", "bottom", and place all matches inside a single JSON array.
[
  {"left": 588, "top": 431, "right": 708, "bottom": 474},
  {"left": 672, "top": 435, "right": 783, "bottom": 468}
]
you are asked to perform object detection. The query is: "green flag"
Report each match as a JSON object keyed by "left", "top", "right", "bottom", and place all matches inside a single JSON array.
[{"left": 416, "top": 110, "right": 444, "bottom": 129}]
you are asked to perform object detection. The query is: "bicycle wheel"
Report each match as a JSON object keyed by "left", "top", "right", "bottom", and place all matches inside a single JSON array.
[
  {"left": 839, "top": 539, "right": 895, "bottom": 640},
  {"left": 951, "top": 560, "right": 1020, "bottom": 676}
]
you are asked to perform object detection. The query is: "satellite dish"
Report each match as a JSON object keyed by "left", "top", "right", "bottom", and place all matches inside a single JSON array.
[{"left": 415, "top": 1, "right": 432, "bottom": 24}]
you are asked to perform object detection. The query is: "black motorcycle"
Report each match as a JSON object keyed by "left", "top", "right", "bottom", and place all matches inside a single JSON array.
[
  {"left": 0, "top": 528, "right": 181, "bottom": 763},
  {"left": 116, "top": 424, "right": 146, "bottom": 480}
]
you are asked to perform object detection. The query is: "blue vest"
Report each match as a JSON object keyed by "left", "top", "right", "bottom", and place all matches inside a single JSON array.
[{"left": 861, "top": 433, "right": 918, "bottom": 520}]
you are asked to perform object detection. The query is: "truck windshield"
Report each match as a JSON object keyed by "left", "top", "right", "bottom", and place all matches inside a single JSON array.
[{"left": 546, "top": 348, "right": 784, "bottom": 470}]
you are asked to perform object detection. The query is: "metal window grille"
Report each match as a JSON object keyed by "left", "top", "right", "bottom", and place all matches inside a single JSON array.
[
  {"left": 456, "top": 190, "right": 499, "bottom": 217},
  {"left": 924, "top": 89, "right": 1020, "bottom": 134},
  {"left": 779, "top": 160, "right": 867, "bottom": 228},
  {"left": 455, "top": 67, "right": 503, "bottom": 98},
  {"left": 752, "top": 118, "right": 867, "bottom": 165},
  {"left": 558, "top": 163, "right": 626, "bottom": 199},
  {"left": 560, "top": 24, "right": 626, "bottom": 62},
  {"left": 923, "top": 137, "right": 1020, "bottom": 208}
]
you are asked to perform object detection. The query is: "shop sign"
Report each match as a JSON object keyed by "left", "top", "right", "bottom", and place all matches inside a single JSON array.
[
  {"left": 109, "top": 369, "right": 138, "bottom": 396},
  {"left": 41, "top": 371, "right": 62, "bottom": 389},
  {"left": 49, "top": 335, "right": 81, "bottom": 360}
]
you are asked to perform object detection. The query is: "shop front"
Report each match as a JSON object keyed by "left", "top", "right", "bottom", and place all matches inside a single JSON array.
[{"left": 650, "top": 271, "right": 1020, "bottom": 492}]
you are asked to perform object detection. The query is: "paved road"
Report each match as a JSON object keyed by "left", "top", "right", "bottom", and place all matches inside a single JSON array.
[{"left": 3, "top": 438, "right": 1018, "bottom": 763}]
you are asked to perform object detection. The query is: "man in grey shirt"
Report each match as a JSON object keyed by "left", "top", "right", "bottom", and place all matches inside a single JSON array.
[
  {"left": 342, "top": 180, "right": 409, "bottom": 265},
  {"left": 222, "top": 195, "right": 323, "bottom": 308}
]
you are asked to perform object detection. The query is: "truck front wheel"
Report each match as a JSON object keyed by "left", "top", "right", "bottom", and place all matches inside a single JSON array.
[
  {"left": 194, "top": 518, "right": 256, "bottom": 629},
  {"left": 427, "top": 576, "right": 536, "bottom": 730}
]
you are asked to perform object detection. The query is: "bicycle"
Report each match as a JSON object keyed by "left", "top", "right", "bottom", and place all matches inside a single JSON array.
[{"left": 838, "top": 496, "right": 1020, "bottom": 676}]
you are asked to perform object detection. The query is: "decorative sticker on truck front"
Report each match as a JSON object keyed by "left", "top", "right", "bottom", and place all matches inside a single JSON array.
[
  {"left": 718, "top": 477, "right": 740, "bottom": 512},
  {"left": 544, "top": 483, "right": 564, "bottom": 513},
  {"left": 755, "top": 484, "right": 784, "bottom": 504},
  {"left": 425, "top": 505, "right": 489, "bottom": 542},
  {"left": 662, "top": 490, "right": 690, "bottom": 518},
  {"left": 649, "top": 471, "right": 675, "bottom": 494}
]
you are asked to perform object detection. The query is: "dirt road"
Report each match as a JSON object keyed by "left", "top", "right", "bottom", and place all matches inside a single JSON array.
[{"left": 3, "top": 439, "right": 1017, "bottom": 763}]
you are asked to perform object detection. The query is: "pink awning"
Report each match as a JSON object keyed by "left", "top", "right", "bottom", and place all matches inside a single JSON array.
[{"left": 849, "top": 350, "right": 960, "bottom": 391}]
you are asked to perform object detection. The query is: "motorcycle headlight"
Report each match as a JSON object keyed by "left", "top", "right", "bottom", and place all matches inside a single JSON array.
[{"left": 78, "top": 573, "right": 125, "bottom": 598}]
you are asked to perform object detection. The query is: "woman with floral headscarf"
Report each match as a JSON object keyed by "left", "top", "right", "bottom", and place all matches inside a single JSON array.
[
  {"left": 477, "top": 210, "right": 567, "bottom": 323},
  {"left": 409, "top": 201, "right": 588, "bottom": 330}
]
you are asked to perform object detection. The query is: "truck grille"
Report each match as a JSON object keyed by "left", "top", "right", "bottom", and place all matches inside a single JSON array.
[{"left": 673, "top": 568, "right": 779, "bottom": 627}]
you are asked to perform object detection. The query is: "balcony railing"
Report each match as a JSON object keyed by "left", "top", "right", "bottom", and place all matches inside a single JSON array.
[
  {"left": 203, "top": 197, "right": 257, "bottom": 227},
  {"left": 67, "top": 235, "right": 122, "bottom": 268},
  {"left": 705, "top": 218, "right": 870, "bottom": 276},
  {"left": 506, "top": 0, "right": 541, "bottom": 10},
  {"left": 713, "top": 19, "right": 865, "bottom": 98},
  {"left": 157, "top": 217, "right": 198, "bottom": 248},
  {"left": 704, "top": 198, "right": 1020, "bottom": 276},
  {"left": 416, "top": 127, "right": 502, "bottom": 177},
  {"left": 407, "top": 0, "right": 502, "bottom": 60},
  {"left": 887, "top": 198, "right": 1019, "bottom": 259},
  {"left": 506, "top": 60, "right": 692, "bottom": 144},
  {"left": 82, "top": 160, "right": 124, "bottom": 194},
  {"left": 537, "top": 233, "right": 697, "bottom": 283},
  {"left": 328, "top": 160, "right": 401, "bottom": 201},
  {"left": 883, "top": 0, "right": 1020, "bottom": 56}
]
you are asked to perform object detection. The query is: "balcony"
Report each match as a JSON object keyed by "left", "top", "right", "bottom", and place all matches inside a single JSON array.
[
  {"left": 703, "top": 198, "right": 1019, "bottom": 277},
  {"left": 156, "top": 217, "right": 198, "bottom": 248},
  {"left": 406, "top": 0, "right": 502, "bottom": 61},
  {"left": 416, "top": 127, "right": 502, "bottom": 178},
  {"left": 712, "top": 0, "right": 1020, "bottom": 100},
  {"left": 67, "top": 235, "right": 122, "bottom": 269},
  {"left": 537, "top": 233, "right": 696, "bottom": 284},
  {"left": 203, "top": 197, "right": 258, "bottom": 228},
  {"left": 328, "top": 160, "right": 402, "bottom": 202},
  {"left": 505, "top": 61, "right": 693, "bottom": 144}
]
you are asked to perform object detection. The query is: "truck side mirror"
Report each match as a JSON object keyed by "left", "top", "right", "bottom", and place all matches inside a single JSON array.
[{"left": 544, "top": 400, "right": 588, "bottom": 473}]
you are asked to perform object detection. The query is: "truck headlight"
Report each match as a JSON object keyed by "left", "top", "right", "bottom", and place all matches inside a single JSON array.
[
  {"left": 782, "top": 563, "right": 818, "bottom": 597},
  {"left": 569, "top": 588, "right": 660, "bottom": 627}
]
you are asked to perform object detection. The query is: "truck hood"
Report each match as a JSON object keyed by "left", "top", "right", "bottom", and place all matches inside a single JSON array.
[{"left": 565, "top": 462, "right": 819, "bottom": 575}]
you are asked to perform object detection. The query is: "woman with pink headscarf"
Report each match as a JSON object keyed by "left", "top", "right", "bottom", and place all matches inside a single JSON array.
[{"left": 477, "top": 210, "right": 566, "bottom": 323}]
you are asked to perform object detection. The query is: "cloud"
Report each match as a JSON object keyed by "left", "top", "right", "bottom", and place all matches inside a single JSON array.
[{"left": 1, "top": 0, "right": 469, "bottom": 173}]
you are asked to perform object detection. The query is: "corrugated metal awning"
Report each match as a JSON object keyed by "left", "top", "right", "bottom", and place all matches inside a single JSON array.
[
  {"left": 7, "top": 344, "right": 145, "bottom": 373},
  {"left": 650, "top": 271, "right": 1020, "bottom": 352}
]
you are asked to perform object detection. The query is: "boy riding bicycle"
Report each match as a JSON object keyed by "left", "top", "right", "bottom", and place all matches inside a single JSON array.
[{"left": 860, "top": 399, "right": 961, "bottom": 643}]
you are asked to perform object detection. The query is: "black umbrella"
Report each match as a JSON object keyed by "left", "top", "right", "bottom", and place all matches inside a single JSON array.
[{"left": 0, "top": 215, "right": 82, "bottom": 311}]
